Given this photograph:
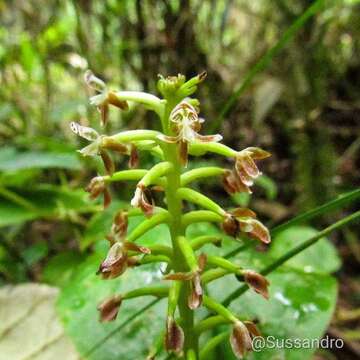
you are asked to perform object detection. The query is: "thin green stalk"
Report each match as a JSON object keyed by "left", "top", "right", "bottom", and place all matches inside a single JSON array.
[
  {"left": 222, "top": 210, "right": 360, "bottom": 307},
  {"left": 224, "top": 188, "right": 360, "bottom": 259},
  {"left": 199, "top": 331, "right": 229, "bottom": 360},
  {"left": 161, "top": 99, "right": 198, "bottom": 358}
]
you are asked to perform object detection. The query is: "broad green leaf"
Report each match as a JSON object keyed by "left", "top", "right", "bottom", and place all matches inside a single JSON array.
[
  {"left": 269, "top": 226, "right": 341, "bottom": 273},
  {"left": 57, "top": 243, "right": 166, "bottom": 360},
  {"left": 208, "top": 268, "right": 337, "bottom": 360},
  {"left": 0, "top": 284, "right": 80, "bottom": 360},
  {"left": 42, "top": 251, "right": 86, "bottom": 287},
  {"left": 0, "top": 148, "right": 82, "bottom": 171},
  {"left": 0, "top": 185, "right": 93, "bottom": 227}
]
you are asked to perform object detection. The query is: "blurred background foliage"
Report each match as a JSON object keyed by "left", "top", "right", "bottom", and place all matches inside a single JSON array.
[{"left": 0, "top": 0, "right": 359, "bottom": 359}]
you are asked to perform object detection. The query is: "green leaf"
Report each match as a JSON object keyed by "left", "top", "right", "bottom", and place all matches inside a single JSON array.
[
  {"left": 0, "top": 147, "right": 82, "bottom": 171},
  {"left": 269, "top": 226, "right": 341, "bottom": 273},
  {"left": 57, "top": 243, "right": 166, "bottom": 360},
  {"left": 22, "top": 242, "right": 49, "bottom": 266},
  {"left": 42, "top": 251, "right": 86, "bottom": 287},
  {"left": 0, "top": 185, "right": 93, "bottom": 227},
  {"left": 211, "top": 268, "right": 337, "bottom": 360}
]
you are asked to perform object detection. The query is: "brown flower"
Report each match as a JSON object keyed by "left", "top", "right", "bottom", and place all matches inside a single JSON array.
[
  {"left": 86, "top": 176, "right": 111, "bottom": 208},
  {"left": 235, "top": 147, "right": 270, "bottom": 185},
  {"left": 163, "top": 254, "right": 207, "bottom": 310},
  {"left": 158, "top": 100, "right": 222, "bottom": 166},
  {"left": 97, "top": 241, "right": 150, "bottom": 279},
  {"left": 230, "top": 321, "right": 253, "bottom": 359},
  {"left": 106, "top": 211, "right": 129, "bottom": 244},
  {"left": 130, "top": 183, "right": 155, "bottom": 217},
  {"left": 221, "top": 208, "right": 270, "bottom": 244},
  {"left": 223, "top": 169, "right": 252, "bottom": 194},
  {"left": 243, "top": 270, "right": 270, "bottom": 299},
  {"left": 97, "top": 242, "right": 129, "bottom": 279},
  {"left": 97, "top": 295, "right": 122, "bottom": 322},
  {"left": 85, "top": 70, "right": 128, "bottom": 126},
  {"left": 164, "top": 317, "right": 184, "bottom": 354}
]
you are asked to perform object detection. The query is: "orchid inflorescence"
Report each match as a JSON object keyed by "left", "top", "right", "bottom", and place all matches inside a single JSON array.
[{"left": 71, "top": 70, "right": 272, "bottom": 359}]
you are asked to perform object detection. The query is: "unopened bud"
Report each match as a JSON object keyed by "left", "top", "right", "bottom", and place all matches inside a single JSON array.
[{"left": 97, "top": 295, "right": 122, "bottom": 322}]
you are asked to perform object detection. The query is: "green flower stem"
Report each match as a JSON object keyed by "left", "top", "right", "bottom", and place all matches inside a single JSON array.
[
  {"left": 186, "top": 349, "right": 197, "bottom": 360},
  {"left": 177, "top": 188, "right": 226, "bottom": 216},
  {"left": 139, "top": 254, "right": 170, "bottom": 265},
  {"left": 201, "top": 268, "right": 231, "bottom": 284},
  {"left": 199, "top": 331, "right": 229, "bottom": 360},
  {"left": 168, "top": 281, "right": 182, "bottom": 317},
  {"left": 194, "top": 316, "right": 231, "bottom": 335},
  {"left": 177, "top": 236, "right": 199, "bottom": 272},
  {"left": 180, "top": 167, "right": 226, "bottom": 187},
  {"left": 202, "top": 295, "right": 238, "bottom": 323},
  {"left": 127, "top": 211, "right": 171, "bottom": 242},
  {"left": 206, "top": 255, "right": 242, "bottom": 275},
  {"left": 103, "top": 169, "right": 147, "bottom": 182},
  {"left": 161, "top": 98, "right": 198, "bottom": 358},
  {"left": 139, "top": 161, "right": 173, "bottom": 187},
  {"left": 146, "top": 244, "right": 173, "bottom": 257},
  {"left": 108, "top": 129, "right": 161, "bottom": 143},
  {"left": 190, "top": 235, "right": 222, "bottom": 251},
  {"left": 222, "top": 209, "right": 360, "bottom": 307},
  {"left": 112, "top": 90, "right": 164, "bottom": 114},
  {"left": 122, "top": 286, "right": 169, "bottom": 300},
  {"left": 188, "top": 142, "right": 237, "bottom": 158},
  {"left": 182, "top": 210, "right": 223, "bottom": 228}
]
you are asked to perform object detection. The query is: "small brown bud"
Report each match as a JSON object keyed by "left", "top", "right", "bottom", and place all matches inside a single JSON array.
[
  {"left": 243, "top": 270, "right": 270, "bottom": 299},
  {"left": 230, "top": 321, "right": 253, "bottom": 359},
  {"left": 188, "top": 272, "right": 203, "bottom": 309},
  {"left": 86, "top": 176, "right": 112, "bottom": 208},
  {"left": 97, "top": 295, "right": 122, "bottom": 322},
  {"left": 165, "top": 317, "right": 184, "bottom": 354},
  {"left": 97, "top": 243, "right": 128, "bottom": 279}
]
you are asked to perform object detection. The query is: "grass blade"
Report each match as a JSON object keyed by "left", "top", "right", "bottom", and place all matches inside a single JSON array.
[{"left": 209, "top": 0, "right": 325, "bottom": 132}]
